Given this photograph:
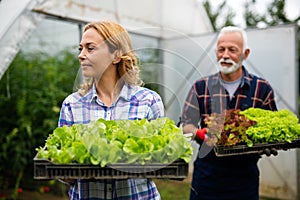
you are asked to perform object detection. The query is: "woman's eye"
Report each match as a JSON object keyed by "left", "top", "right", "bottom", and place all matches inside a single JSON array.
[{"left": 78, "top": 46, "right": 96, "bottom": 54}]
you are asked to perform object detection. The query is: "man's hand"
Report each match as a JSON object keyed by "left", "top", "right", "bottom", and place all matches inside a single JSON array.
[
  {"left": 58, "top": 179, "right": 76, "bottom": 186},
  {"left": 260, "top": 148, "right": 278, "bottom": 156},
  {"left": 182, "top": 125, "right": 218, "bottom": 146},
  {"left": 195, "top": 128, "right": 217, "bottom": 146}
]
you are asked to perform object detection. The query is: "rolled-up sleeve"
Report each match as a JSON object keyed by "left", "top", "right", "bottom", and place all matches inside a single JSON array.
[
  {"left": 58, "top": 99, "right": 74, "bottom": 127},
  {"left": 181, "top": 85, "right": 200, "bottom": 127},
  {"left": 148, "top": 92, "right": 165, "bottom": 120}
]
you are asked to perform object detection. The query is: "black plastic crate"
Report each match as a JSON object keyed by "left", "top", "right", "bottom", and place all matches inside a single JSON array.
[
  {"left": 33, "top": 156, "right": 189, "bottom": 180},
  {"left": 214, "top": 139, "right": 300, "bottom": 157}
]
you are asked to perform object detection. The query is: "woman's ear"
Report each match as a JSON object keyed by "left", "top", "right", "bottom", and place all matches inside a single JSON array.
[
  {"left": 112, "top": 51, "right": 121, "bottom": 64},
  {"left": 112, "top": 57, "right": 121, "bottom": 65}
]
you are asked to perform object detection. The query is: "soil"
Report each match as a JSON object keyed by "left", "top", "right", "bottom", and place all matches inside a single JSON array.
[{"left": 15, "top": 190, "right": 68, "bottom": 200}]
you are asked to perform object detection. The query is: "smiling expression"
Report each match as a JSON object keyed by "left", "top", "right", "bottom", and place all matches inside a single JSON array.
[{"left": 216, "top": 31, "right": 245, "bottom": 66}]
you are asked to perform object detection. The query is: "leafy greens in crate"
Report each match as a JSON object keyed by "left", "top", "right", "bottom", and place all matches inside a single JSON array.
[
  {"left": 36, "top": 117, "right": 193, "bottom": 167},
  {"left": 205, "top": 108, "right": 300, "bottom": 147}
]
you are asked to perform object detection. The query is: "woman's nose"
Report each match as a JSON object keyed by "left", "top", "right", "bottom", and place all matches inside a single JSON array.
[{"left": 78, "top": 49, "right": 86, "bottom": 60}]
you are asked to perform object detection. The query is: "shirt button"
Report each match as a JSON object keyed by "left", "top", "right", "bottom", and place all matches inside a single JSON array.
[{"left": 107, "top": 111, "right": 111, "bottom": 119}]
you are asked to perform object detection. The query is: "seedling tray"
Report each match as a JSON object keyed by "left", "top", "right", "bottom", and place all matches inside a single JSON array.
[
  {"left": 33, "top": 156, "right": 188, "bottom": 180},
  {"left": 214, "top": 139, "right": 300, "bottom": 157}
]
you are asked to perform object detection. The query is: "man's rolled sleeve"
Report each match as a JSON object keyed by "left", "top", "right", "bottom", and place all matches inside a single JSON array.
[{"left": 181, "top": 86, "right": 200, "bottom": 127}]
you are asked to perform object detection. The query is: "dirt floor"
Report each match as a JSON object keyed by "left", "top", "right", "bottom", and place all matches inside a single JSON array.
[
  {"left": 12, "top": 190, "right": 68, "bottom": 200},
  {"left": 1, "top": 173, "right": 274, "bottom": 200},
  {"left": 2, "top": 178, "right": 191, "bottom": 200}
]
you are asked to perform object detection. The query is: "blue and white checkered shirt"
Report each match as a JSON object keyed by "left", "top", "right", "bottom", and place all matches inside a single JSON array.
[{"left": 58, "top": 83, "right": 164, "bottom": 200}]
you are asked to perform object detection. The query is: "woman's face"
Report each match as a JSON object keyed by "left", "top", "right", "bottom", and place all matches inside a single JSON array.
[{"left": 78, "top": 28, "right": 115, "bottom": 79}]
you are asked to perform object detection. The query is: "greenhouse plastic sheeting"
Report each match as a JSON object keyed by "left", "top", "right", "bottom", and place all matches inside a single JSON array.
[
  {"left": 32, "top": 0, "right": 212, "bottom": 38},
  {"left": 0, "top": 0, "right": 43, "bottom": 80},
  {"left": 0, "top": 0, "right": 213, "bottom": 80}
]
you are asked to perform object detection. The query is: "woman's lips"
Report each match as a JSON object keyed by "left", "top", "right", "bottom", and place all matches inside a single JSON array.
[{"left": 81, "top": 64, "right": 92, "bottom": 69}]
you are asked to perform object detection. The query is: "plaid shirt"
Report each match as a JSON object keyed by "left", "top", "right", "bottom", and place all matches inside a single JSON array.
[
  {"left": 58, "top": 83, "right": 164, "bottom": 200},
  {"left": 181, "top": 66, "right": 277, "bottom": 199},
  {"left": 181, "top": 66, "right": 277, "bottom": 128}
]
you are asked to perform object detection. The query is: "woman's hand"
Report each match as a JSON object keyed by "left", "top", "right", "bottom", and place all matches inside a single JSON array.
[{"left": 58, "top": 179, "right": 76, "bottom": 186}]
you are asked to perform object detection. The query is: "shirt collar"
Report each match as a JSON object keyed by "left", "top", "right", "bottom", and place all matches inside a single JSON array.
[
  {"left": 119, "top": 83, "right": 135, "bottom": 101},
  {"left": 90, "top": 84, "right": 98, "bottom": 102},
  {"left": 89, "top": 83, "right": 134, "bottom": 103}
]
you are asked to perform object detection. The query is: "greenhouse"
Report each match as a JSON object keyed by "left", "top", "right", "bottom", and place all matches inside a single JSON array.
[{"left": 0, "top": 0, "right": 299, "bottom": 199}]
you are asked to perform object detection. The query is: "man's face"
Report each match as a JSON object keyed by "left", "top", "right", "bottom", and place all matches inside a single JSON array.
[{"left": 216, "top": 32, "right": 245, "bottom": 74}]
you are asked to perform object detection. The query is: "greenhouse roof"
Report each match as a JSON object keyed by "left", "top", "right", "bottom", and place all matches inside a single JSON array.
[{"left": 0, "top": 0, "right": 213, "bottom": 79}]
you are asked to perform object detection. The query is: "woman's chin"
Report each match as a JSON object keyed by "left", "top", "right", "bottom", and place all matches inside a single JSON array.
[
  {"left": 82, "top": 68, "right": 94, "bottom": 77},
  {"left": 82, "top": 72, "right": 94, "bottom": 78}
]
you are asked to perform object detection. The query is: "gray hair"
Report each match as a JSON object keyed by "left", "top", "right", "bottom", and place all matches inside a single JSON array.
[{"left": 217, "top": 26, "right": 248, "bottom": 51}]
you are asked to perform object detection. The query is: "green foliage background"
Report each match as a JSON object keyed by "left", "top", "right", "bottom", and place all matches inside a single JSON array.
[{"left": 0, "top": 49, "right": 78, "bottom": 193}]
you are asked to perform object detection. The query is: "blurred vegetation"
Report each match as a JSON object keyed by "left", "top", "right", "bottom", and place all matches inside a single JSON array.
[
  {"left": 203, "top": 0, "right": 236, "bottom": 31},
  {"left": 138, "top": 48, "right": 160, "bottom": 94},
  {"left": 0, "top": 49, "right": 78, "bottom": 199},
  {"left": 203, "top": 0, "right": 300, "bottom": 30},
  {"left": 155, "top": 179, "right": 191, "bottom": 200},
  {"left": 244, "top": 0, "right": 300, "bottom": 27}
]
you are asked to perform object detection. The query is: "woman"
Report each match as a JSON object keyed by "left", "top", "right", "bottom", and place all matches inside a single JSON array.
[{"left": 58, "top": 21, "right": 164, "bottom": 200}]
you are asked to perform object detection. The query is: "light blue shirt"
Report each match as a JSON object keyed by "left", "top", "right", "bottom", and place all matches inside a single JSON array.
[{"left": 58, "top": 83, "right": 164, "bottom": 200}]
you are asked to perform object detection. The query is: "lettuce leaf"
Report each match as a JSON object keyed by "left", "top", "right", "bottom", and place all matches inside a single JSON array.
[
  {"left": 240, "top": 108, "right": 300, "bottom": 144},
  {"left": 36, "top": 117, "right": 193, "bottom": 166}
]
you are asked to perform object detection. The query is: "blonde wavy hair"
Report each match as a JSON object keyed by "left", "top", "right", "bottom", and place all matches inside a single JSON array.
[{"left": 78, "top": 21, "right": 142, "bottom": 96}]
